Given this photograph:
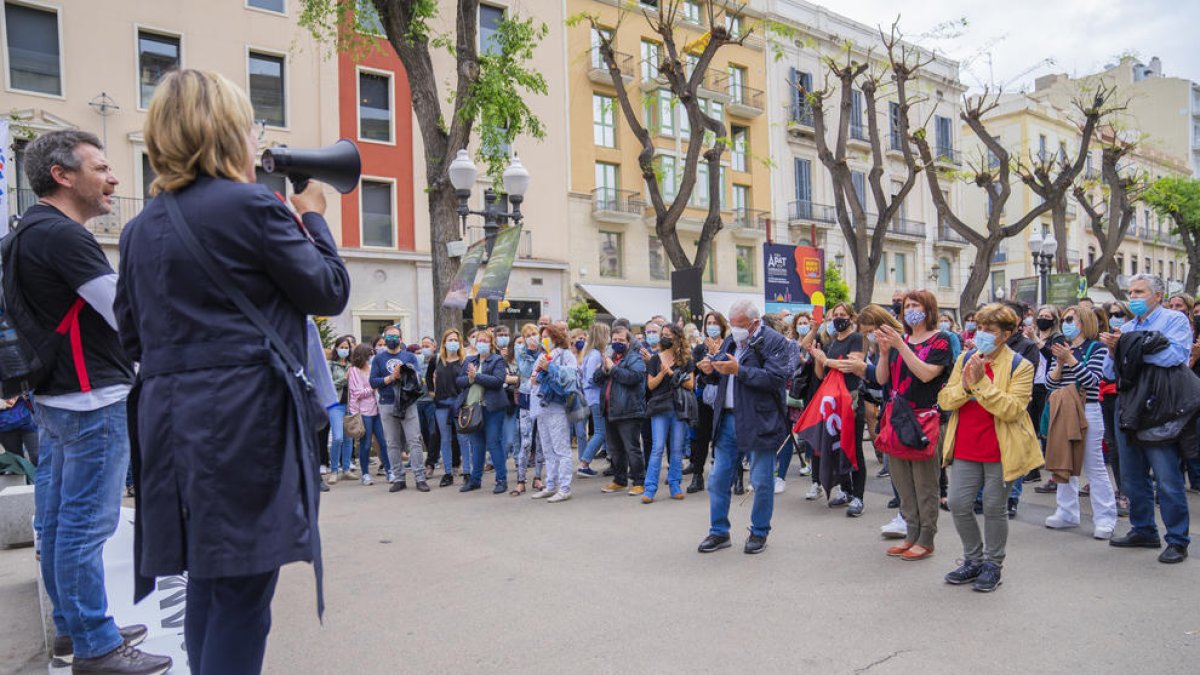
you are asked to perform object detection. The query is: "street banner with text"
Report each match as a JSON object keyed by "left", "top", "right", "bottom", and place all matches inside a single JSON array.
[
  {"left": 764, "top": 243, "right": 825, "bottom": 320},
  {"left": 476, "top": 224, "right": 524, "bottom": 301},
  {"left": 443, "top": 239, "right": 487, "bottom": 310}
]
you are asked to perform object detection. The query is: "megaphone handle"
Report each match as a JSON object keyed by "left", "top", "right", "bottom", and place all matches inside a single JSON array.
[{"left": 289, "top": 175, "right": 310, "bottom": 194}]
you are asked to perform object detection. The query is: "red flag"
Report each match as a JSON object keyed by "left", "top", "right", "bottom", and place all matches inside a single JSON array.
[{"left": 791, "top": 369, "right": 858, "bottom": 470}]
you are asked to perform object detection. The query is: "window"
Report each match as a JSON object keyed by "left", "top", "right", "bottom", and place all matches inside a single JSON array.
[
  {"left": 991, "top": 270, "right": 1006, "bottom": 300},
  {"left": 1058, "top": 140, "right": 1067, "bottom": 163},
  {"left": 789, "top": 69, "right": 812, "bottom": 123},
  {"left": 599, "top": 231, "right": 623, "bottom": 278},
  {"left": 480, "top": 5, "right": 504, "bottom": 55},
  {"left": 876, "top": 254, "right": 887, "bottom": 282},
  {"left": 595, "top": 162, "right": 619, "bottom": 205},
  {"left": 648, "top": 236, "right": 670, "bottom": 281},
  {"left": 732, "top": 184, "right": 749, "bottom": 215},
  {"left": 137, "top": 32, "right": 180, "bottom": 108},
  {"left": 658, "top": 156, "right": 677, "bottom": 200},
  {"left": 640, "top": 40, "right": 660, "bottom": 80},
  {"left": 141, "top": 154, "right": 157, "bottom": 199},
  {"left": 1130, "top": 257, "right": 1138, "bottom": 275},
  {"left": 850, "top": 90, "right": 864, "bottom": 139},
  {"left": 355, "top": 0, "right": 384, "bottom": 35},
  {"left": 935, "top": 115, "right": 953, "bottom": 158},
  {"left": 1144, "top": 257, "right": 1151, "bottom": 275},
  {"left": 725, "top": 13, "right": 744, "bottom": 36},
  {"left": 937, "top": 257, "right": 952, "bottom": 289},
  {"left": 794, "top": 158, "right": 812, "bottom": 205},
  {"left": 593, "top": 94, "right": 616, "bottom": 147},
  {"left": 248, "top": 52, "right": 285, "bottom": 127},
  {"left": 888, "top": 102, "right": 902, "bottom": 150},
  {"left": 893, "top": 254, "right": 907, "bottom": 285},
  {"left": 1117, "top": 253, "right": 1125, "bottom": 275},
  {"left": 1157, "top": 260, "right": 1164, "bottom": 277},
  {"left": 727, "top": 65, "right": 746, "bottom": 103},
  {"left": 736, "top": 245, "right": 754, "bottom": 286},
  {"left": 255, "top": 166, "right": 286, "bottom": 198},
  {"left": 682, "top": 0, "right": 701, "bottom": 23},
  {"left": 247, "top": 0, "right": 285, "bottom": 12},
  {"left": 1088, "top": 246, "right": 1096, "bottom": 268},
  {"left": 657, "top": 91, "right": 676, "bottom": 137},
  {"left": 691, "top": 163, "right": 709, "bottom": 207},
  {"left": 4, "top": 2, "right": 61, "bottom": 95},
  {"left": 358, "top": 71, "right": 392, "bottom": 142},
  {"left": 1038, "top": 134, "right": 1048, "bottom": 162},
  {"left": 590, "top": 27, "right": 611, "bottom": 69},
  {"left": 731, "top": 126, "right": 747, "bottom": 172},
  {"left": 851, "top": 170, "right": 867, "bottom": 209},
  {"left": 361, "top": 180, "right": 394, "bottom": 247}
]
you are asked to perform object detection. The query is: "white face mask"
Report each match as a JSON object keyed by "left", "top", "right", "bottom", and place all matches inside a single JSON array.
[{"left": 730, "top": 326, "right": 750, "bottom": 344}]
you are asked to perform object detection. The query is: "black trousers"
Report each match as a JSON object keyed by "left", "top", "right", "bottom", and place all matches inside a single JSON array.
[
  {"left": 640, "top": 417, "right": 653, "bottom": 463},
  {"left": 605, "top": 418, "right": 644, "bottom": 486},
  {"left": 689, "top": 402, "right": 715, "bottom": 474},
  {"left": 0, "top": 425, "right": 38, "bottom": 465},
  {"left": 185, "top": 569, "right": 280, "bottom": 675}
]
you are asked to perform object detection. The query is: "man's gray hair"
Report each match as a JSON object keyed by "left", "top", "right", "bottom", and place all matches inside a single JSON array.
[
  {"left": 1128, "top": 273, "right": 1165, "bottom": 295},
  {"left": 728, "top": 299, "right": 761, "bottom": 322},
  {"left": 24, "top": 130, "right": 104, "bottom": 198}
]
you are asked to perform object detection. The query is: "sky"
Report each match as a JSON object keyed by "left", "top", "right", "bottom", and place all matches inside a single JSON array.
[{"left": 819, "top": 0, "right": 1200, "bottom": 92}]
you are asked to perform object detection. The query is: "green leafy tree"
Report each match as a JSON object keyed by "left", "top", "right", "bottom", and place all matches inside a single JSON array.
[
  {"left": 566, "top": 300, "right": 596, "bottom": 330},
  {"left": 1143, "top": 175, "right": 1200, "bottom": 295},
  {"left": 823, "top": 263, "right": 850, "bottom": 308},
  {"left": 313, "top": 315, "right": 337, "bottom": 348},
  {"left": 299, "top": 0, "right": 548, "bottom": 336}
]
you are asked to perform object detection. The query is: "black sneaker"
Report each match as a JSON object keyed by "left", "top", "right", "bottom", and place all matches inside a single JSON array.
[
  {"left": 415, "top": 481, "right": 431, "bottom": 493},
  {"left": 972, "top": 562, "right": 1003, "bottom": 592},
  {"left": 743, "top": 533, "right": 768, "bottom": 555},
  {"left": 1007, "top": 498, "right": 1018, "bottom": 520},
  {"left": 697, "top": 534, "right": 731, "bottom": 553},
  {"left": 439, "top": 474, "right": 454, "bottom": 488},
  {"left": 876, "top": 468, "right": 890, "bottom": 478},
  {"left": 602, "top": 466, "right": 615, "bottom": 477},
  {"left": 886, "top": 496, "right": 900, "bottom": 509},
  {"left": 944, "top": 559, "right": 984, "bottom": 585},
  {"left": 389, "top": 479, "right": 407, "bottom": 493},
  {"left": 54, "top": 624, "right": 149, "bottom": 665},
  {"left": 71, "top": 642, "right": 172, "bottom": 675}
]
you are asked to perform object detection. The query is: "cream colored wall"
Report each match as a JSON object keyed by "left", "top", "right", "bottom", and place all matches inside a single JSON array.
[{"left": 1, "top": 0, "right": 340, "bottom": 235}]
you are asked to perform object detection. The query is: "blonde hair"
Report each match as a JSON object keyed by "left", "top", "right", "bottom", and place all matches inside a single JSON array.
[
  {"left": 144, "top": 69, "right": 255, "bottom": 195},
  {"left": 1064, "top": 305, "right": 1099, "bottom": 341},
  {"left": 438, "top": 329, "right": 462, "bottom": 363}
]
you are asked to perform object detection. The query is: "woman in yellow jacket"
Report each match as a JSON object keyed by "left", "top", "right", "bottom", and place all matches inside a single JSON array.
[{"left": 938, "top": 304, "right": 1043, "bottom": 592}]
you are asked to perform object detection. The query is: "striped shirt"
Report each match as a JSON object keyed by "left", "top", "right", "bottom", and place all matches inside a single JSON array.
[{"left": 1045, "top": 339, "right": 1108, "bottom": 403}]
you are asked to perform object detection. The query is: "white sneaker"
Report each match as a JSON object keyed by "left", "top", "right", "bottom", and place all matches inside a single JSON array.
[
  {"left": 531, "top": 488, "right": 557, "bottom": 499},
  {"left": 798, "top": 463, "right": 812, "bottom": 477},
  {"left": 360, "top": 475, "right": 374, "bottom": 486},
  {"left": 828, "top": 485, "right": 848, "bottom": 507},
  {"left": 1093, "top": 526, "right": 1114, "bottom": 540},
  {"left": 386, "top": 470, "right": 396, "bottom": 484},
  {"left": 880, "top": 513, "right": 907, "bottom": 539},
  {"left": 347, "top": 466, "right": 359, "bottom": 479},
  {"left": 320, "top": 464, "right": 329, "bottom": 475},
  {"left": 805, "top": 483, "right": 823, "bottom": 500},
  {"left": 774, "top": 477, "right": 787, "bottom": 494},
  {"left": 1045, "top": 513, "right": 1080, "bottom": 529},
  {"left": 547, "top": 492, "right": 572, "bottom": 503},
  {"left": 327, "top": 471, "right": 338, "bottom": 485}
]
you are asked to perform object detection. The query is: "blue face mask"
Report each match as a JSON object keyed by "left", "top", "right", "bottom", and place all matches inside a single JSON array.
[
  {"left": 611, "top": 342, "right": 627, "bottom": 355},
  {"left": 938, "top": 321, "right": 951, "bottom": 332},
  {"left": 1129, "top": 298, "right": 1149, "bottom": 317},
  {"left": 965, "top": 321, "right": 977, "bottom": 332},
  {"left": 866, "top": 332, "right": 878, "bottom": 345},
  {"left": 497, "top": 336, "right": 510, "bottom": 348},
  {"left": 1108, "top": 316, "right": 1123, "bottom": 330},
  {"left": 445, "top": 341, "right": 460, "bottom": 354},
  {"left": 975, "top": 331, "right": 998, "bottom": 355},
  {"left": 476, "top": 342, "right": 491, "bottom": 355},
  {"left": 825, "top": 322, "right": 837, "bottom": 337},
  {"left": 421, "top": 347, "right": 433, "bottom": 358},
  {"left": 645, "top": 333, "right": 660, "bottom": 346},
  {"left": 336, "top": 348, "right": 350, "bottom": 359},
  {"left": 905, "top": 310, "right": 927, "bottom": 329},
  {"left": 706, "top": 325, "right": 721, "bottom": 339},
  {"left": 797, "top": 325, "right": 811, "bottom": 337},
  {"left": 1061, "top": 322, "right": 1080, "bottom": 340}
]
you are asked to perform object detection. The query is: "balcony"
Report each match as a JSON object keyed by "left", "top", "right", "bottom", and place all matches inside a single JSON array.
[
  {"left": 727, "top": 84, "right": 764, "bottom": 118},
  {"left": 465, "top": 224, "right": 533, "bottom": 259},
  {"left": 935, "top": 146, "right": 961, "bottom": 166},
  {"left": 992, "top": 249, "right": 1008, "bottom": 264},
  {"left": 591, "top": 188, "right": 644, "bottom": 225},
  {"left": 935, "top": 222, "right": 971, "bottom": 247},
  {"left": 697, "top": 68, "right": 730, "bottom": 102},
  {"left": 786, "top": 103, "right": 816, "bottom": 142},
  {"left": 727, "top": 208, "right": 768, "bottom": 237},
  {"left": 1065, "top": 202, "right": 1078, "bottom": 219},
  {"left": 879, "top": 215, "right": 926, "bottom": 239},
  {"left": 887, "top": 131, "right": 905, "bottom": 154},
  {"left": 787, "top": 200, "right": 837, "bottom": 225},
  {"left": 588, "top": 48, "right": 634, "bottom": 86},
  {"left": 10, "top": 188, "right": 143, "bottom": 238},
  {"left": 638, "top": 59, "right": 668, "bottom": 92},
  {"left": 849, "top": 123, "right": 869, "bottom": 146}
]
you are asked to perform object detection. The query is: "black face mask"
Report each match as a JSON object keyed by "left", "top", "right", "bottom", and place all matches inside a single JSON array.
[
  {"left": 1035, "top": 317, "right": 1055, "bottom": 331},
  {"left": 891, "top": 302, "right": 902, "bottom": 315},
  {"left": 833, "top": 317, "right": 851, "bottom": 333},
  {"left": 659, "top": 337, "right": 674, "bottom": 350}
]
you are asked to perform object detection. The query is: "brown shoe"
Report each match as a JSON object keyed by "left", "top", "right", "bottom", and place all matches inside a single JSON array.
[
  {"left": 886, "top": 541, "right": 914, "bottom": 557},
  {"left": 901, "top": 545, "right": 935, "bottom": 561}
]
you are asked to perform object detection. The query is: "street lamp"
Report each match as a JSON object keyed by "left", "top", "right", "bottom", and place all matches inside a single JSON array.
[
  {"left": 448, "top": 149, "right": 529, "bottom": 327},
  {"left": 1028, "top": 228, "right": 1057, "bottom": 305}
]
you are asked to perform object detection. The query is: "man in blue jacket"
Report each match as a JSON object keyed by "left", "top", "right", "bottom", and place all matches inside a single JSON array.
[
  {"left": 696, "top": 300, "right": 791, "bottom": 554},
  {"left": 371, "top": 325, "right": 429, "bottom": 492}
]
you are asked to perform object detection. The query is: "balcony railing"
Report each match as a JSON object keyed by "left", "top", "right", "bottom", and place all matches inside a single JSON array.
[
  {"left": 9, "top": 187, "right": 143, "bottom": 237},
  {"left": 591, "top": 188, "right": 643, "bottom": 215},
  {"left": 638, "top": 58, "right": 667, "bottom": 90},
  {"left": 588, "top": 48, "right": 634, "bottom": 84},
  {"left": 728, "top": 208, "right": 768, "bottom": 232},
  {"left": 697, "top": 68, "right": 729, "bottom": 100},
  {"left": 849, "top": 123, "right": 868, "bottom": 141},
  {"left": 880, "top": 215, "right": 926, "bottom": 238},
  {"left": 937, "top": 223, "right": 970, "bottom": 245},
  {"left": 465, "top": 224, "right": 533, "bottom": 259},
  {"left": 787, "top": 200, "right": 836, "bottom": 224},
  {"left": 727, "top": 83, "right": 764, "bottom": 115}
]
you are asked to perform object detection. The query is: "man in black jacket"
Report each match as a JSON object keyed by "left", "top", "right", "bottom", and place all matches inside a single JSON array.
[{"left": 594, "top": 326, "right": 647, "bottom": 494}]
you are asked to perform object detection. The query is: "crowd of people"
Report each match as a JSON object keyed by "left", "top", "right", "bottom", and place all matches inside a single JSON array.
[{"left": 324, "top": 281, "right": 1200, "bottom": 589}]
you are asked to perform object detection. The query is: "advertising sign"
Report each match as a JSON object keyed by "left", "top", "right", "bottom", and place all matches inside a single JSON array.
[
  {"left": 1048, "top": 273, "right": 1082, "bottom": 307},
  {"left": 764, "top": 243, "right": 825, "bottom": 320}
]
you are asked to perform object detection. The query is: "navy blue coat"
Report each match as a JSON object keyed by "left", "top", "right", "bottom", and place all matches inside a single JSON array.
[
  {"left": 592, "top": 351, "right": 647, "bottom": 420},
  {"left": 706, "top": 325, "right": 791, "bottom": 453},
  {"left": 456, "top": 352, "right": 510, "bottom": 411},
  {"left": 114, "top": 177, "right": 349, "bottom": 594}
]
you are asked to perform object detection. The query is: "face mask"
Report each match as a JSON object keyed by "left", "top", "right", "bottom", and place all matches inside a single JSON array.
[
  {"left": 706, "top": 325, "right": 721, "bottom": 339},
  {"left": 1129, "top": 298, "right": 1149, "bottom": 317},
  {"left": 975, "top": 331, "right": 998, "bottom": 355},
  {"left": 574, "top": 339, "right": 586, "bottom": 350},
  {"left": 833, "top": 317, "right": 851, "bottom": 333},
  {"left": 905, "top": 310, "right": 926, "bottom": 329},
  {"left": 659, "top": 337, "right": 674, "bottom": 350},
  {"left": 385, "top": 336, "right": 401, "bottom": 349},
  {"left": 866, "top": 332, "right": 878, "bottom": 344},
  {"left": 445, "top": 340, "right": 460, "bottom": 354},
  {"left": 1035, "top": 317, "right": 1055, "bottom": 332},
  {"left": 476, "top": 342, "right": 491, "bottom": 355},
  {"left": 731, "top": 326, "right": 750, "bottom": 344},
  {"left": 938, "top": 321, "right": 950, "bottom": 332},
  {"left": 965, "top": 321, "right": 977, "bottom": 332},
  {"left": 1061, "top": 322, "right": 1080, "bottom": 340},
  {"left": 1023, "top": 316, "right": 1034, "bottom": 327},
  {"left": 1108, "top": 316, "right": 1123, "bottom": 329},
  {"left": 645, "top": 333, "right": 660, "bottom": 346},
  {"left": 336, "top": 348, "right": 350, "bottom": 359},
  {"left": 892, "top": 302, "right": 903, "bottom": 315},
  {"left": 421, "top": 347, "right": 433, "bottom": 358},
  {"left": 497, "top": 336, "right": 510, "bottom": 348},
  {"left": 375, "top": 346, "right": 386, "bottom": 355},
  {"left": 611, "top": 342, "right": 627, "bottom": 355},
  {"left": 526, "top": 337, "right": 538, "bottom": 350},
  {"left": 797, "top": 325, "right": 811, "bottom": 337},
  {"left": 825, "top": 322, "right": 837, "bottom": 337},
  {"left": 542, "top": 338, "right": 553, "bottom": 352}
]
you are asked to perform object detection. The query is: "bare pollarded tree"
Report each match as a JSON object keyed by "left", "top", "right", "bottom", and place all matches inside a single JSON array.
[{"left": 1075, "top": 142, "right": 1144, "bottom": 300}]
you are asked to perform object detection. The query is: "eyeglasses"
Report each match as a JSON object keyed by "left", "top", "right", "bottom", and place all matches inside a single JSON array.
[{"left": 1062, "top": 317, "right": 1076, "bottom": 324}]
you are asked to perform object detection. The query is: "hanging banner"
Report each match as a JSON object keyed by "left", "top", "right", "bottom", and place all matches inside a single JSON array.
[
  {"left": 1048, "top": 273, "right": 1083, "bottom": 307},
  {"left": 0, "top": 120, "right": 9, "bottom": 226},
  {"left": 1010, "top": 277, "right": 1039, "bottom": 308},
  {"left": 764, "top": 243, "right": 825, "bottom": 320},
  {"left": 442, "top": 238, "right": 487, "bottom": 310},
  {"left": 476, "top": 224, "right": 523, "bottom": 301}
]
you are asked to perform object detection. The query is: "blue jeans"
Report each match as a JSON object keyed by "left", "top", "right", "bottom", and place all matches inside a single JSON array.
[
  {"left": 327, "top": 404, "right": 353, "bottom": 472},
  {"left": 646, "top": 413, "right": 688, "bottom": 497},
  {"left": 434, "top": 405, "right": 457, "bottom": 475},
  {"left": 503, "top": 409, "right": 519, "bottom": 459},
  {"left": 34, "top": 401, "right": 128, "bottom": 659},
  {"left": 581, "top": 404, "right": 606, "bottom": 464},
  {"left": 777, "top": 435, "right": 795, "bottom": 478},
  {"left": 707, "top": 415, "right": 775, "bottom": 537},
  {"left": 1115, "top": 405, "right": 1190, "bottom": 547},
  {"left": 469, "top": 408, "right": 508, "bottom": 485},
  {"left": 357, "top": 414, "right": 386, "bottom": 476}
]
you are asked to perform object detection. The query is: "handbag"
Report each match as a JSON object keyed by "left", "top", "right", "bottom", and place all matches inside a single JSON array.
[
  {"left": 343, "top": 412, "right": 365, "bottom": 440},
  {"left": 456, "top": 383, "right": 485, "bottom": 433},
  {"left": 876, "top": 395, "right": 941, "bottom": 461}
]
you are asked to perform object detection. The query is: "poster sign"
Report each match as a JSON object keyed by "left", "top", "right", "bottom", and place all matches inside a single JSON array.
[
  {"left": 671, "top": 267, "right": 703, "bottom": 326},
  {"left": 1048, "top": 273, "right": 1082, "bottom": 307},
  {"left": 1010, "top": 277, "right": 1039, "bottom": 308},
  {"left": 442, "top": 239, "right": 487, "bottom": 310},
  {"left": 476, "top": 224, "right": 523, "bottom": 300},
  {"left": 764, "top": 243, "right": 825, "bottom": 320}
]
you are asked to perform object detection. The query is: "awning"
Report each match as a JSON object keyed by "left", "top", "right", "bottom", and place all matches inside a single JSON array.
[{"left": 576, "top": 283, "right": 763, "bottom": 321}]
